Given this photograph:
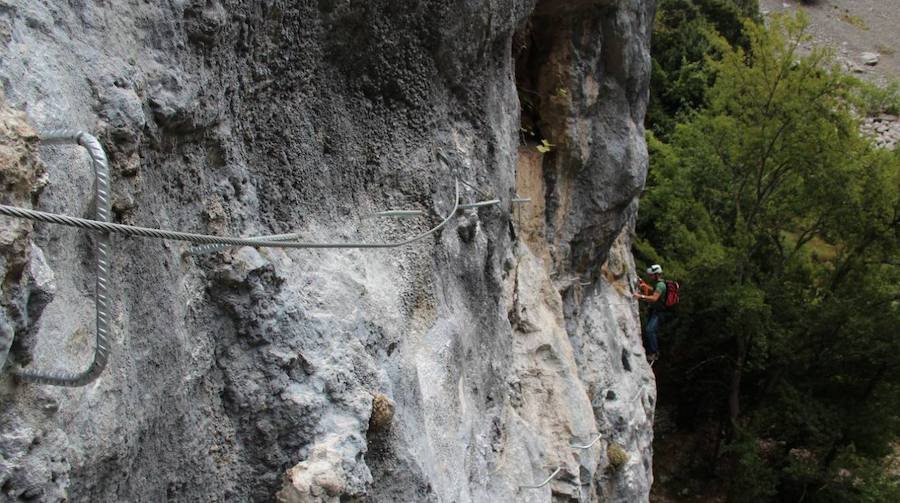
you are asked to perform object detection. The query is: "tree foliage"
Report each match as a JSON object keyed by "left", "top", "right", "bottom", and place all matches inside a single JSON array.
[
  {"left": 647, "top": 0, "right": 760, "bottom": 138},
  {"left": 641, "top": 11, "right": 900, "bottom": 502}
]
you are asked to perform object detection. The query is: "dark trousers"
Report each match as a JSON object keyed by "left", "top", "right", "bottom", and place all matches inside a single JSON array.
[{"left": 644, "top": 310, "right": 664, "bottom": 355}]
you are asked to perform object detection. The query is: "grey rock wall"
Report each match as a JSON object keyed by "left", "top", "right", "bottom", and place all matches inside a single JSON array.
[{"left": 0, "top": 0, "right": 656, "bottom": 501}]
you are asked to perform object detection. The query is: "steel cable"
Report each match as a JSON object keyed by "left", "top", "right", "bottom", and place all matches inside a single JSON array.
[
  {"left": 520, "top": 466, "right": 562, "bottom": 489},
  {"left": 0, "top": 181, "right": 460, "bottom": 250},
  {"left": 570, "top": 434, "right": 603, "bottom": 450},
  {"left": 189, "top": 197, "right": 508, "bottom": 255},
  {"left": 187, "top": 232, "right": 306, "bottom": 256},
  {"left": 187, "top": 186, "right": 468, "bottom": 255}
]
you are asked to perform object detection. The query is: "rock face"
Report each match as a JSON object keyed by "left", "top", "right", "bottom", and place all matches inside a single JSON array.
[
  {"left": 0, "top": 1, "right": 656, "bottom": 502},
  {"left": 0, "top": 99, "right": 49, "bottom": 394},
  {"left": 860, "top": 51, "right": 880, "bottom": 66}
]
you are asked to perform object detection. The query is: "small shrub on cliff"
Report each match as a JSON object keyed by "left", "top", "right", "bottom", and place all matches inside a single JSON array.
[
  {"left": 607, "top": 443, "right": 630, "bottom": 471},
  {"left": 368, "top": 393, "right": 395, "bottom": 433}
]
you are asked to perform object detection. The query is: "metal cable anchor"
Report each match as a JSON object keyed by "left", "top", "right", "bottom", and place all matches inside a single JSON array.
[{"left": 15, "top": 130, "right": 112, "bottom": 387}]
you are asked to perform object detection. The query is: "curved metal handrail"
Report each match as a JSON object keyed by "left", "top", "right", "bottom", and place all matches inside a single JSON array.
[{"left": 15, "top": 130, "right": 111, "bottom": 386}]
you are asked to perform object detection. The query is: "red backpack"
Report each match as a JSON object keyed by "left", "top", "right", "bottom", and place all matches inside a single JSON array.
[{"left": 664, "top": 280, "right": 680, "bottom": 308}]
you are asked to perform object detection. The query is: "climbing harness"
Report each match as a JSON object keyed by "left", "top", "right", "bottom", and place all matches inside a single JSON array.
[{"left": 0, "top": 130, "right": 525, "bottom": 387}]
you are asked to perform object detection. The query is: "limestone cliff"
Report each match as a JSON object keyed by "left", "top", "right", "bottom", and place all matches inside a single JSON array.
[{"left": 0, "top": 1, "right": 655, "bottom": 501}]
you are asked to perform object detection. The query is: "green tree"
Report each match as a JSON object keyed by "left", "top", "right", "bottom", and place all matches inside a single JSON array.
[
  {"left": 639, "top": 12, "right": 900, "bottom": 501},
  {"left": 647, "top": 0, "right": 760, "bottom": 138}
]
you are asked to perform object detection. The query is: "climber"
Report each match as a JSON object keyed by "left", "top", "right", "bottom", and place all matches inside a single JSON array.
[{"left": 633, "top": 264, "right": 666, "bottom": 363}]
